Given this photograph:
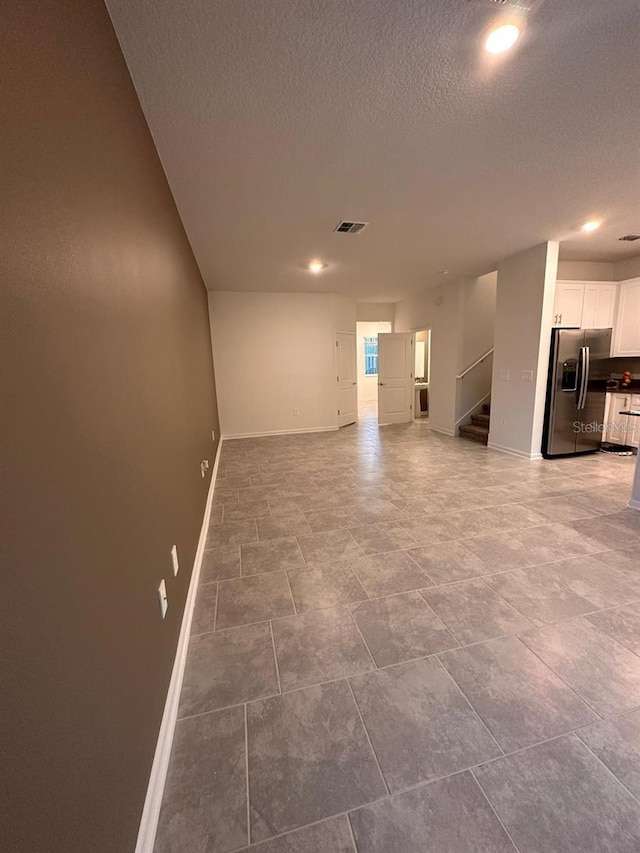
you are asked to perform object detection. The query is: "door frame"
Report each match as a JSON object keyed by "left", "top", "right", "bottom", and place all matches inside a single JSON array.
[
  {"left": 335, "top": 330, "right": 357, "bottom": 428},
  {"left": 413, "top": 328, "right": 431, "bottom": 419}
]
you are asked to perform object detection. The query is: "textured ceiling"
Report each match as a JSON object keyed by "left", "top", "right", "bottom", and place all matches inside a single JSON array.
[{"left": 106, "top": 0, "right": 640, "bottom": 301}]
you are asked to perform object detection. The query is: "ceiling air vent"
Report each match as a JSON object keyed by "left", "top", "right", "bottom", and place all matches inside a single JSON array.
[
  {"left": 334, "top": 221, "right": 368, "bottom": 234},
  {"left": 468, "top": 0, "right": 539, "bottom": 10},
  {"left": 619, "top": 234, "right": 640, "bottom": 242}
]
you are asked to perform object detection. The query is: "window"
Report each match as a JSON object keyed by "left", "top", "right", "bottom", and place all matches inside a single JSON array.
[{"left": 363, "top": 336, "right": 378, "bottom": 375}]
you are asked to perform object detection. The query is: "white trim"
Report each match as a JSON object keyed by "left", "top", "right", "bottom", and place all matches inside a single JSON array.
[
  {"left": 134, "top": 438, "right": 223, "bottom": 853},
  {"left": 428, "top": 425, "right": 456, "bottom": 437},
  {"left": 628, "top": 497, "right": 640, "bottom": 511},
  {"left": 222, "top": 426, "right": 338, "bottom": 440},
  {"left": 454, "top": 392, "right": 492, "bottom": 430},
  {"left": 487, "top": 440, "right": 543, "bottom": 461}
]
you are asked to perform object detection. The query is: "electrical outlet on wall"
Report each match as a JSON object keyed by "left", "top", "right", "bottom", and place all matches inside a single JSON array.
[
  {"left": 171, "top": 545, "right": 179, "bottom": 577},
  {"left": 158, "top": 579, "right": 168, "bottom": 619}
]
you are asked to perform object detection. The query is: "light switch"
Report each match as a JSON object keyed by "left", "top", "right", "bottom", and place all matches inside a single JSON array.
[
  {"left": 171, "top": 545, "right": 179, "bottom": 577},
  {"left": 521, "top": 370, "right": 534, "bottom": 382},
  {"left": 158, "top": 580, "right": 168, "bottom": 619},
  {"left": 499, "top": 369, "right": 510, "bottom": 381}
]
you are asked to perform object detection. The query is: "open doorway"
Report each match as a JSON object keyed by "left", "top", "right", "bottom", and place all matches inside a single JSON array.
[
  {"left": 356, "top": 321, "right": 392, "bottom": 420},
  {"left": 414, "top": 329, "right": 431, "bottom": 419}
]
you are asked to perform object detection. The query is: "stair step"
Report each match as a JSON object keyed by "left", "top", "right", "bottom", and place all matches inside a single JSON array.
[
  {"left": 482, "top": 403, "right": 491, "bottom": 415},
  {"left": 459, "top": 424, "right": 489, "bottom": 445},
  {"left": 471, "top": 413, "right": 490, "bottom": 427}
]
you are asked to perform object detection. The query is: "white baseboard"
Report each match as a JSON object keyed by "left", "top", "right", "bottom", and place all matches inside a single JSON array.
[
  {"left": 487, "top": 440, "right": 543, "bottom": 461},
  {"left": 135, "top": 438, "right": 223, "bottom": 853},
  {"left": 222, "top": 425, "right": 338, "bottom": 440},
  {"left": 428, "top": 425, "right": 455, "bottom": 437},
  {"left": 628, "top": 496, "right": 640, "bottom": 511}
]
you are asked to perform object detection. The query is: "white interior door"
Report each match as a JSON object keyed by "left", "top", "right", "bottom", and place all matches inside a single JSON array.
[
  {"left": 336, "top": 332, "right": 357, "bottom": 427},
  {"left": 378, "top": 333, "right": 413, "bottom": 424}
]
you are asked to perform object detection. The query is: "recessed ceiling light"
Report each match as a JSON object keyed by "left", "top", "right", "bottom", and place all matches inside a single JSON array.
[
  {"left": 485, "top": 23, "right": 521, "bottom": 54},
  {"left": 307, "top": 259, "right": 327, "bottom": 274},
  {"left": 581, "top": 220, "right": 602, "bottom": 233}
]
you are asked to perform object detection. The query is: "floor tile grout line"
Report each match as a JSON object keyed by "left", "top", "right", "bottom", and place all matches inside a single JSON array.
[
  {"left": 207, "top": 504, "right": 634, "bottom": 551},
  {"left": 345, "top": 679, "right": 391, "bottom": 797},
  {"left": 212, "top": 581, "right": 219, "bottom": 633},
  {"left": 369, "top": 730, "right": 584, "bottom": 801},
  {"left": 516, "top": 631, "right": 607, "bottom": 720},
  {"left": 345, "top": 811, "right": 359, "bottom": 853},
  {"left": 479, "top": 573, "right": 640, "bottom": 641},
  {"left": 268, "top": 620, "right": 283, "bottom": 695},
  {"left": 347, "top": 608, "right": 378, "bottom": 670},
  {"left": 225, "top": 662, "right": 630, "bottom": 832},
  {"left": 191, "top": 577, "right": 640, "bottom": 648},
  {"left": 283, "top": 568, "right": 298, "bottom": 615},
  {"left": 469, "top": 769, "right": 525, "bottom": 853},
  {"left": 244, "top": 702, "right": 251, "bottom": 847},
  {"left": 238, "top": 807, "right": 386, "bottom": 851},
  {"left": 580, "top": 616, "right": 640, "bottom": 660},
  {"left": 475, "top": 576, "right": 539, "bottom": 629},
  {"left": 574, "top": 730, "right": 640, "bottom": 808},
  {"left": 433, "top": 657, "right": 506, "bottom": 757},
  {"left": 415, "top": 588, "right": 480, "bottom": 647}
]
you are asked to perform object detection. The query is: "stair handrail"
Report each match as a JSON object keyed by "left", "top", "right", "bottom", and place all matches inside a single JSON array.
[
  {"left": 454, "top": 391, "right": 491, "bottom": 429},
  {"left": 456, "top": 347, "right": 494, "bottom": 380}
]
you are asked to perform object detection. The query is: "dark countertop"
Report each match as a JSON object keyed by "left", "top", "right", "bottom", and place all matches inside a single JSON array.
[{"left": 607, "top": 385, "right": 640, "bottom": 395}]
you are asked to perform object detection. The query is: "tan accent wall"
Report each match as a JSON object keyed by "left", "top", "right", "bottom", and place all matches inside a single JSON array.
[{"left": 0, "top": 2, "right": 220, "bottom": 850}]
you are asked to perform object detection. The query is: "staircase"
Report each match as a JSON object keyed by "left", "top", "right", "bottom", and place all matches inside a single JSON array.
[{"left": 459, "top": 403, "right": 490, "bottom": 445}]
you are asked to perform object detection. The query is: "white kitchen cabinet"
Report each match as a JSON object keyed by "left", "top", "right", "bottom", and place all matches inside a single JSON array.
[
  {"left": 628, "top": 394, "right": 640, "bottom": 449},
  {"left": 582, "top": 284, "right": 617, "bottom": 329},
  {"left": 604, "top": 393, "right": 639, "bottom": 448},
  {"left": 612, "top": 278, "right": 640, "bottom": 356},
  {"left": 553, "top": 281, "right": 617, "bottom": 330},
  {"left": 604, "top": 394, "right": 627, "bottom": 445},
  {"left": 553, "top": 283, "right": 585, "bottom": 327}
]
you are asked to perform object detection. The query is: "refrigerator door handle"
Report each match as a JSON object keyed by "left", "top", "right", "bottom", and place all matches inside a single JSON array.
[{"left": 577, "top": 346, "right": 589, "bottom": 410}]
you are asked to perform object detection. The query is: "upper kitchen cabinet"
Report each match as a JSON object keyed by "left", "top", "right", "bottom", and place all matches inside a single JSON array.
[
  {"left": 612, "top": 278, "right": 640, "bottom": 357},
  {"left": 553, "top": 281, "right": 617, "bottom": 330},
  {"left": 553, "top": 282, "right": 585, "bottom": 327},
  {"left": 582, "top": 284, "right": 617, "bottom": 329}
]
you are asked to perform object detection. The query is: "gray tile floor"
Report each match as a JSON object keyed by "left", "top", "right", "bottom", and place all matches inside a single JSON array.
[{"left": 155, "top": 412, "right": 640, "bottom": 853}]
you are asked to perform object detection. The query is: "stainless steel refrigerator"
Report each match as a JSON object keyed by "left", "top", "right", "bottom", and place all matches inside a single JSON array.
[{"left": 542, "top": 328, "right": 612, "bottom": 458}]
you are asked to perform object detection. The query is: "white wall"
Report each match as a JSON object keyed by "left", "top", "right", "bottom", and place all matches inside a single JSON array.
[
  {"left": 556, "top": 257, "right": 640, "bottom": 283},
  {"left": 356, "top": 321, "right": 392, "bottom": 402},
  {"left": 394, "top": 272, "right": 497, "bottom": 434},
  {"left": 331, "top": 293, "right": 358, "bottom": 332},
  {"left": 489, "top": 242, "right": 559, "bottom": 459},
  {"left": 209, "top": 291, "right": 355, "bottom": 437},
  {"left": 395, "top": 281, "right": 463, "bottom": 434},
  {"left": 614, "top": 256, "right": 640, "bottom": 281},
  {"left": 356, "top": 303, "right": 395, "bottom": 323},
  {"left": 557, "top": 260, "right": 615, "bottom": 281},
  {"left": 461, "top": 272, "right": 497, "bottom": 368}
]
